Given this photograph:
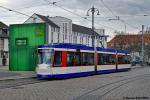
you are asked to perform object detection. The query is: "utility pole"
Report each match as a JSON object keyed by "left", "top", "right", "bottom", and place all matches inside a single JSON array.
[
  {"left": 86, "top": 6, "right": 100, "bottom": 73},
  {"left": 125, "top": 24, "right": 126, "bottom": 33},
  {"left": 141, "top": 25, "right": 144, "bottom": 66},
  {"left": 109, "top": 18, "right": 127, "bottom": 34}
]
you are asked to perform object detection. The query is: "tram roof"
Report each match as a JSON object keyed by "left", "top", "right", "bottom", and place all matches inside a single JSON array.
[{"left": 38, "top": 43, "right": 130, "bottom": 54}]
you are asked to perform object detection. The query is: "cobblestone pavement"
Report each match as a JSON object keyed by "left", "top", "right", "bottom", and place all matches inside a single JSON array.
[{"left": 0, "top": 67, "right": 150, "bottom": 100}]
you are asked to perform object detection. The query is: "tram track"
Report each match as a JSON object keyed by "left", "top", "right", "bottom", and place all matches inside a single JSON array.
[
  {"left": 0, "top": 78, "right": 47, "bottom": 89},
  {"left": 73, "top": 73, "right": 150, "bottom": 100}
]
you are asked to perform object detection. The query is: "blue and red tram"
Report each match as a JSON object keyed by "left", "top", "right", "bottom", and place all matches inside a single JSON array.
[{"left": 36, "top": 43, "right": 131, "bottom": 78}]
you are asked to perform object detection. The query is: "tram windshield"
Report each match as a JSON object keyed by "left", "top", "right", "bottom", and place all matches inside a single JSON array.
[{"left": 38, "top": 49, "right": 53, "bottom": 65}]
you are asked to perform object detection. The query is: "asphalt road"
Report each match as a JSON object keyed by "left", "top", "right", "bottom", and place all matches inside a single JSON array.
[{"left": 0, "top": 67, "right": 150, "bottom": 100}]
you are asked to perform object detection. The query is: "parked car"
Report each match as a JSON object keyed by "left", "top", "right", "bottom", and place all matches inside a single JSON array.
[
  {"left": 147, "top": 60, "right": 150, "bottom": 65},
  {"left": 131, "top": 60, "right": 141, "bottom": 66}
]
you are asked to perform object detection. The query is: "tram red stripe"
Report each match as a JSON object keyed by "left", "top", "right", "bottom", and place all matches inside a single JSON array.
[{"left": 62, "top": 51, "right": 67, "bottom": 67}]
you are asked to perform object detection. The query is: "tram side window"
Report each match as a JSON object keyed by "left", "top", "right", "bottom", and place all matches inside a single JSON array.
[
  {"left": 118, "top": 55, "right": 131, "bottom": 64},
  {"left": 88, "top": 53, "right": 94, "bottom": 65},
  {"left": 103, "top": 54, "right": 109, "bottom": 64},
  {"left": 118, "top": 55, "right": 125, "bottom": 64},
  {"left": 98, "top": 53, "right": 104, "bottom": 65},
  {"left": 67, "top": 52, "right": 81, "bottom": 66},
  {"left": 99, "top": 54, "right": 116, "bottom": 65},
  {"left": 54, "top": 51, "right": 62, "bottom": 67},
  {"left": 109, "top": 54, "right": 116, "bottom": 64},
  {"left": 67, "top": 52, "right": 74, "bottom": 66},
  {"left": 82, "top": 53, "right": 88, "bottom": 65},
  {"left": 74, "top": 53, "right": 81, "bottom": 66}
]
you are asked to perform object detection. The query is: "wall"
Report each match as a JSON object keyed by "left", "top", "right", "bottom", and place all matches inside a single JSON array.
[
  {"left": 49, "top": 16, "right": 72, "bottom": 43},
  {"left": 48, "top": 26, "right": 59, "bottom": 43},
  {"left": 9, "top": 23, "right": 46, "bottom": 71},
  {"left": 25, "top": 14, "right": 60, "bottom": 44},
  {"left": 25, "top": 14, "right": 105, "bottom": 48}
]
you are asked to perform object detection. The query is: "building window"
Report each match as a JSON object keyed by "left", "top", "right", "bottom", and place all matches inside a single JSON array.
[
  {"left": 80, "top": 36, "right": 82, "bottom": 44},
  {"left": 51, "top": 27, "right": 55, "bottom": 32},
  {"left": 75, "top": 36, "right": 77, "bottom": 44},
  {"left": 63, "top": 23, "right": 68, "bottom": 39},
  {"left": 51, "top": 32, "right": 53, "bottom": 43},
  {"left": 82, "top": 37, "right": 83, "bottom": 44},
  {"left": 63, "top": 23, "right": 65, "bottom": 34},
  {"left": 65, "top": 23, "right": 67, "bottom": 38},
  {"left": 97, "top": 39, "right": 99, "bottom": 47},
  {"left": 63, "top": 34, "right": 64, "bottom": 43},
  {"left": 2, "top": 29, "right": 8, "bottom": 36},
  {"left": 71, "top": 34, "right": 73, "bottom": 43},
  {"left": 86, "top": 36, "right": 88, "bottom": 45},
  {"left": 88, "top": 36, "right": 90, "bottom": 46},
  {"left": 73, "top": 36, "right": 75, "bottom": 43},
  {"left": 56, "top": 28, "right": 59, "bottom": 32},
  {"left": 57, "top": 31, "right": 59, "bottom": 43},
  {"left": 69, "top": 34, "right": 72, "bottom": 43},
  {"left": 0, "top": 39, "right": 4, "bottom": 50},
  {"left": 54, "top": 51, "right": 62, "bottom": 67},
  {"left": 74, "top": 36, "right": 76, "bottom": 44}
]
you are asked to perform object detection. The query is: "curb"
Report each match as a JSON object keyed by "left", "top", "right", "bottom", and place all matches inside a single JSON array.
[
  {"left": 131, "top": 65, "right": 149, "bottom": 69},
  {"left": 0, "top": 77, "right": 36, "bottom": 81}
]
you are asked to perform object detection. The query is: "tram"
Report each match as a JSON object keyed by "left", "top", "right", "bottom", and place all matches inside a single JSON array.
[{"left": 36, "top": 43, "right": 131, "bottom": 79}]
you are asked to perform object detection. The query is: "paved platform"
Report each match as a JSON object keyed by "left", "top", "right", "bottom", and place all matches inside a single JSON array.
[
  {"left": 0, "top": 66, "right": 36, "bottom": 80},
  {"left": 131, "top": 64, "right": 149, "bottom": 69},
  {"left": 0, "top": 66, "right": 150, "bottom": 100}
]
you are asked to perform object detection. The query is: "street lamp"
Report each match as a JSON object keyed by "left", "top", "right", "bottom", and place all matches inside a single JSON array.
[
  {"left": 86, "top": 6, "right": 100, "bottom": 47},
  {"left": 86, "top": 6, "right": 100, "bottom": 74}
]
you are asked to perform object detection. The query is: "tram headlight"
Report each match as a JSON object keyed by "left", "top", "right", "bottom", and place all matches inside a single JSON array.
[{"left": 37, "top": 64, "right": 49, "bottom": 69}]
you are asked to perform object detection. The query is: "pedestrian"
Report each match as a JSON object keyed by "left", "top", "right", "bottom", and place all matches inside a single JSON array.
[{"left": 2, "top": 55, "right": 6, "bottom": 66}]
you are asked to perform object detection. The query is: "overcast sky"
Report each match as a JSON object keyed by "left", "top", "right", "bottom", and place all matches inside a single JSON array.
[{"left": 0, "top": 0, "right": 150, "bottom": 40}]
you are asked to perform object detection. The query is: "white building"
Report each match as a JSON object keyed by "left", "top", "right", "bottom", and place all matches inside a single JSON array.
[
  {"left": 24, "top": 13, "right": 108, "bottom": 47},
  {"left": 49, "top": 16, "right": 72, "bottom": 43},
  {"left": 95, "top": 29, "right": 108, "bottom": 48},
  {"left": 0, "top": 22, "right": 9, "bottom": 66}
]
